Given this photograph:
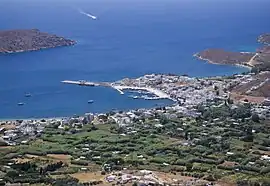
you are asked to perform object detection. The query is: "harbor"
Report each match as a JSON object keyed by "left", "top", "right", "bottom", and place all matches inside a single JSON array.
[{"left": 61, "top": 80, "right": 172, "bottom": 100}]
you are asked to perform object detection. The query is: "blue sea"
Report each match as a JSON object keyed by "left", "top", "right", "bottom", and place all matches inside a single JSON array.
[{"left": 0, "top": 0, "right": 269, "bottom": 119}]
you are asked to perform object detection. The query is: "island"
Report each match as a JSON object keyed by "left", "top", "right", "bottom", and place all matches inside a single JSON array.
[{"left": 0, "top": 29, "right": 76, "bottom": 54}]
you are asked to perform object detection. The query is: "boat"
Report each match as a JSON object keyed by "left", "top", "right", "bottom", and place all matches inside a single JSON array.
[
  {"left": 17, "top": 102, "right": 25, "bottom": 106},
  {"left": 88, "top": 100, "right": 94, "bottom": 104},
  {"left": 128, "top": 95, "right": 139, "bottom": 99},
  {"left": 79, "top": 80, "right": 87, "bottom": 86},
  {"left": 25, "top": 93, "right": 32, "bottom": 97}
]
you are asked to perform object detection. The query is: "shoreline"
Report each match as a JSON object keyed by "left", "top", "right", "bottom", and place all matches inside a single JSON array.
[
  {"left": 0, "top": 49, "right": 263, "bottom": 121},
  {"left": 0, "top": 29, "right": 76, "bottom": 55},
  {"left": 0, "top": 68, "right": 248, "bottom": 122},
  {"left": 0, "top": 42, "right": 76, "bottom": 55},
  {"left": 0, "top": 117, "right": 66, "bottom": 122},
  {"left": 0, "top": 101, "right": 175, "bottom": 122},
  {"left": 194, "top": 53, "right": 253, "bottom": 70}
]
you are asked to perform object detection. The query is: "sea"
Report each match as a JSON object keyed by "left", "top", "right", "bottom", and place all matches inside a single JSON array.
[{"left": 0, "top": 0, "right": 270, "bottom": 119}]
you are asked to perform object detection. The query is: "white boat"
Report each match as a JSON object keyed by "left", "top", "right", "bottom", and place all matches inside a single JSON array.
[
  {"left": 25, "top": 93, "right": 32, "bottom": 97},
  {"left": 88, "top": 100, "right": 94, "bottom": 104},
  {"left": 18, "top": 102, "right": 25, "bottom": 106},
  {"left": 128, "top": 95, "right": 139, "bottom": 99}
]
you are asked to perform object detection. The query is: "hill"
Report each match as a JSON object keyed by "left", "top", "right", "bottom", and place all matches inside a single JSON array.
[
  {"left": 0, "top": 29, "right": 76, "bottom": 54},
  {"left": 195, "top": 33, "right": 270, "bottom": 71}
]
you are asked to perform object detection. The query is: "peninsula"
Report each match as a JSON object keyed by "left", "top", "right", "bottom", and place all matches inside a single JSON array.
[
  {"left": 195, "top": 33, "right": 270, "bottom": 70},
  {"left": 0, "top": 29, "right": 76, "bottom": 54},
  {"left": 194, "top": 49, "right": 254, "bottom": 67}
]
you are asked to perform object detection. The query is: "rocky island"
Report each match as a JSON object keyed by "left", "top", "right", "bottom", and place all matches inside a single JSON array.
[{"left": 0, "top": 29, "right": 76, "bottom": 54}]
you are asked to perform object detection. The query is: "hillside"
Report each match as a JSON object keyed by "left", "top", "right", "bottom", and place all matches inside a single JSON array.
[
  {"left": 0, "top": 29, "right": 76, "bottom": 54},
  {"left": 195, "top": 33, "right": 270, "bottom": 71},
  {"left": 194, "top": 49, "right": 254, "bottom": 66}
]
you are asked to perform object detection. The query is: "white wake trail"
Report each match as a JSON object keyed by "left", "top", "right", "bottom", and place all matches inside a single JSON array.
[{"left": 78, "top": 9, "right": 97, "bottom": 20}]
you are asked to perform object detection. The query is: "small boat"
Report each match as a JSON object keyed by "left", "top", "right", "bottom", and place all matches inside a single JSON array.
[
  {"left": 128, "top": 95, "right": 139, "bottom": 99},
  {"left": 88, "top": 100, "right": 94, "bottom": 104},
  {"left": 79, "top": 80, "right": 87, "bottom": 86},
  {"left": 25, "top": 93, "right": 32, "bottom": 97},
  {"left": 17, "top": 102, "right": 25, "bottom": 106}
]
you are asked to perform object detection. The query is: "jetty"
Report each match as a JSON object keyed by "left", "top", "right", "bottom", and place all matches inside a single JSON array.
[
  {"left": 112, "top": 85, "right": 170, "bottom": 99},
  {"left": 61, "top": 80, "right": 110, "bottom": 87},
  {"left": 61, "top": 80, "right": 171, "bottom": 100}
]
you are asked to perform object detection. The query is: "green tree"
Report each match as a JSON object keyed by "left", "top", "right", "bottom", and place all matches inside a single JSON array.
[
  {"left": 186, "top": 162, "right": 193, "bottom": 171},
  {"left": 251, "top": 113, "right": 260, "bottom": 122},
  {"left": 6, "top": 170, "right": 19, "bottom": 178}
]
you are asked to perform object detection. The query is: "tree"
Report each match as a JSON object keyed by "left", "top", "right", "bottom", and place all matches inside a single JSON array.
[
  {"left": 260, "top": 166, "right": 270, "bottom": 174},
  {"left": 117, "top": 126, "right": 125, "bottom": 134},
  {"left": 251, "top": 113, "right": 260, "bottom": 122},
  {"left": 91, "top": 125, "right": 98, "bottom": 130},
  {"left": 6, "top": 170, "right": 19, "bottom": 178},
  {"left": 186, "top": 162, "right": 193, "bottom": 171},
  {"left": 160, "top": 116, "right": 168, "bottom": 125}
]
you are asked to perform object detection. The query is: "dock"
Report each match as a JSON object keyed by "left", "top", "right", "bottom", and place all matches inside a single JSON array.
[
  {"left": 112, "top": 85, "right": 170, "bottom": 99},
  {"left": 61, "top": 80, "right": 172, "bottom": 100},
  {"left": 61, "top": 80, "right": 110, "bottom": 87}
]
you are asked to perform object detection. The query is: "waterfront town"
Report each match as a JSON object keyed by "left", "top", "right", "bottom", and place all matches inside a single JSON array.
[
  {"left": 1, "top": 70, "right": 270, "bottom": 185},
  {"left": 2, "top": 71, "right": 270, "bottom": 145}
]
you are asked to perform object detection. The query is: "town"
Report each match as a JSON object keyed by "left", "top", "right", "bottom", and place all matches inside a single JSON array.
[{"left": 1, "top": 71, "right": 270, "bottom": 186}]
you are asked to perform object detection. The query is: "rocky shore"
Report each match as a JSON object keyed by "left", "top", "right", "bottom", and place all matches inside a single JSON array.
[
  {"left": 0, "top": 29, "right": 76, "bottom": 54},
  {"left": 194, "top": 49, "right": 254, "bottom": 67},
  {"left": 195, "top": 33, "right": 270, "bottom": 70}
]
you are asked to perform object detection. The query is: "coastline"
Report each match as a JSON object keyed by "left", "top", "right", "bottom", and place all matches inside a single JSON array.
[
  {"left": 0, "top": 42, "right": 76, "bottom": 55},
  {"left": 0, "top": 117, "right": 65, "bottom": 122},
  {"left": 0, "top": 29, "right": 76, "bottom": 55},
  {"left": 193, "top": 53, "right": 253, "bottom": 70}
]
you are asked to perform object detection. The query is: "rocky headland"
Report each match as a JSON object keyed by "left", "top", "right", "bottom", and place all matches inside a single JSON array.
[
  {"left": 195, "top": 33, "right": 270, "bottom": 70},
  {"left": 0, "top": 29, "right": 76, "bottom": 54},
  {"left": 194, "top": 49, "right": 254, "bottom": 67},
  {"left": 194, "top": 33, "right": 270, "bottom": 103}
]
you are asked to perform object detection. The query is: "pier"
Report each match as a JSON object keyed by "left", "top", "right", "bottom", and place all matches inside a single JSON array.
[
  {"left": 111, "top": 85, "right": 170, "bottom": 99},
  {"left": 61, "top": 80, "right": 110, "bottom": 87},
  {"left": 61, "top": 80, "right": 172, "bottom": 100}
]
